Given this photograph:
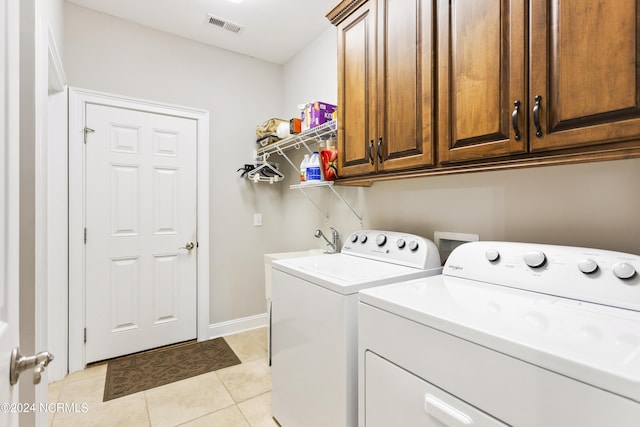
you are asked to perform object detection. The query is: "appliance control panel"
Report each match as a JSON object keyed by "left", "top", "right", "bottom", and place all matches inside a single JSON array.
[
  {"left": 342, "top": 230, "right": 441, "bottom": 270},
  {"left": 445, "top": 241, "right": 640, "bottom": 312}
]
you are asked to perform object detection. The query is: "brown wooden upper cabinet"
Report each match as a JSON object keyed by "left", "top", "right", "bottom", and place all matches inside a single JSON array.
[
  {"left": 328, "top": 0, "right": 436, "bottom": 178},
  {"left": 437, "top": 0, "right": 527, "bottom": 163},
  {"left": 530, "top": 0, "right": 640, "bottom": 152},
  {"left": 439, "top": 0, "right": 640, "bottom": 164}
]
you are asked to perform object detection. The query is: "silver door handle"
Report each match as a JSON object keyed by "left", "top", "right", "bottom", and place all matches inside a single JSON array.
[
  {"left": 179, "top": 242, "right": 195, "bottom": 251},
  {"left": 10, "top": 347, "right": 54, "bottom": 385}
]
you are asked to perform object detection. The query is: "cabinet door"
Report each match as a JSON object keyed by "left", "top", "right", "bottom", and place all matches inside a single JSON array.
[
  {"left": 337, "top": 1, "right": 378, "bottom": 177},
  {"left": 529, "top": 0, "right": 640, "bottom": 152},
  {"left": 377, "top": 0, "right": 436, "bottom": 172},
  {"left": 437, "top": 0, "right": 527, "bottom": 164}
]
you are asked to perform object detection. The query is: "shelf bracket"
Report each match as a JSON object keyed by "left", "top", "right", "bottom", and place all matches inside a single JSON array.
[
  {"left": 294, "top": 187, "right": 330, "bottom": 221},
  {"left": 299, "top": 139, "right": 314, "bottom": 155},
  {"left": 274, "top": 146, "right": 299, "bottom": 172},
  {"left": 290, "top": 182, "right": 363, "bottom": 225},
  {"left": 326, "top": 185, "right": 363, "bottom": 224}
]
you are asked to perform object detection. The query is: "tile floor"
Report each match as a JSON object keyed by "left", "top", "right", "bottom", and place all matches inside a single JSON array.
[{"left": 47, "top": 328, "right": 277, "bottom": 427}]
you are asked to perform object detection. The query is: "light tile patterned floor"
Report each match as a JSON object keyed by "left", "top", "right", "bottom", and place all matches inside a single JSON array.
[{"left": 48, "top": 328, "right": 277, "bottom": 427}]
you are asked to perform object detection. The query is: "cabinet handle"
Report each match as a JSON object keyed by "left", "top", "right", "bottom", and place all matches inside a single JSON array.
[
  {"left": 377, "top": 137, "right": 384, "bottom": 163},
  {"left": 533, "top": 95, "right": 543, "bottom": 137},
  {"left": 369, "top": 140, "right": 375, "bottom": 165},
  {"left": 511, "top": 100, "right": 521, "bottom": 141}
]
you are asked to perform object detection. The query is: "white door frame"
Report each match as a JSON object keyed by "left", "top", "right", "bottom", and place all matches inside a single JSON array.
[
  {"left": 1, "top": 0, "right": 21, "bottom": 424},
  {"left": 46, "top": 23, "right": 68, "bottom": 384},
  {"left": 68, "top": 87, "right": 210, "bottom": 373}
]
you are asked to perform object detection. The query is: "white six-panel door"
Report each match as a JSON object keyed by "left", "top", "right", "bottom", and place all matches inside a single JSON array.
[
  {"left": 0, "top": 0, "right": 20, "bottom": 423},
  {"left": 84, "top": 104, "right": 198, "bottom": 363}
]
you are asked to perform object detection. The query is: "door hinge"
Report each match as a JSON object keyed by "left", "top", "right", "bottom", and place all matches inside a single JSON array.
[
  {"left": 84, "top": 328, "right": 87, "bottom": 343},
  {"left": 84, "top": 127, "right": 95, "bottom": 144},
  {"left": 84, "top": 227, "right": 87, "bottom": 244}
]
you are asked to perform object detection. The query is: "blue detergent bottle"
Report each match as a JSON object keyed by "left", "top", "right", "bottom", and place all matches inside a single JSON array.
[{"left": 306, "top": 152, "right": 322, "bottom": 181}]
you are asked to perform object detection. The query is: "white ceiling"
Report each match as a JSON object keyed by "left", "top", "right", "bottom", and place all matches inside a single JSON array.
[{"left": 65, "top": 0, "right": 337, "bottom": 64}]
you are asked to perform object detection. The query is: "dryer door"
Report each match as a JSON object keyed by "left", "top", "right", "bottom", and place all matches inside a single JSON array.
[{"left": 364, "top": 351, "right": 507, "bottom": 427}]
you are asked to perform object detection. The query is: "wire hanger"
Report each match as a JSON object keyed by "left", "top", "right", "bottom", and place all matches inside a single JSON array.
[{"left": 246, "top": 160, "right": 284, "bottom": 184}]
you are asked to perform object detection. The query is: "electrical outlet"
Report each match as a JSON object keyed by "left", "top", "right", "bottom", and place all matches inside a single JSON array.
[{"left": 253, "top": 213, "right": 263, "bottom": 227}]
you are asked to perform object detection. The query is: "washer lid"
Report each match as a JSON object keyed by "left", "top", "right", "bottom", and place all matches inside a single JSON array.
[
  {"left": 359, "top": 276, "right": 640, "bottom": 403},
  {"left": 273, "top": 254, "right": 441, "bottom": 295}
]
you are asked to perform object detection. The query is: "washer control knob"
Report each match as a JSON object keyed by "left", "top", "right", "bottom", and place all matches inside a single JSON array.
[
  {"left": 359, "top": 234, "right": 368, "bottom": 244},
  {"left": 376, "top": 234, "right": 387, "bottom": 247},
  {"left": 612, "top": 262, "right": 636, "bottom": 280},
  {"left": 408, "top": 241, "right": 419, "bottom": 252},
  {"left": 350, "top": 234, "right": 359, "bottom": 243},
  {"left": 524, "top": 251, "right": 546, "bottom": 268},
  {"left": 485, "top": 249, "right": 500, "bottom": 262},
  {"left": 577, "top": 259, "right": 598, "bottom": 274},
  {"left": 396, "top": 238, "right": 406, "bottom": 249}
]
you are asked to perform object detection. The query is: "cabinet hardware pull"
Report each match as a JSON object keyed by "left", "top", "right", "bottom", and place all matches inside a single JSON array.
[
  {"left": 369, "top": 140, "right": 375, "bottom": 165},
  {"left": 512, "top": 100, "right": 521, "bottom": 140},
  {"left": 533, "top": 95, "right": 543, "bottom": 137},
  {"left": 377, "top": 137, "right": 384, "bottom": 163}
]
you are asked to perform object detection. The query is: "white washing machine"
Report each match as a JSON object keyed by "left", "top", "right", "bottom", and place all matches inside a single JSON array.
[
  {"left": 358, "top": 241, "right": 640, "bottom": 427},
  {"left": 271, "top": 230, "right": 442, "bottom": 427}
]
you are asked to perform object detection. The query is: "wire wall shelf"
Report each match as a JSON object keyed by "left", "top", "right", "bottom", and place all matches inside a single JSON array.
[
  {"left": 249, "top": 119, "right": 363, "bottom": 224},
  {"left": 256, "top": 120, "right": 337, "bottom": 158}
]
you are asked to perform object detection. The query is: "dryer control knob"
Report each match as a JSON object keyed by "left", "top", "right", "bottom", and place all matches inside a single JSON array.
[
  {"left": 408, "top": 241, "right": 419, "bottom": 252},
  {"left": 612, "top": 262, "right": 636, "bottom": 280},
  {"left": 577, "top": 259, "right": 598, "bottom": 274},
  {"left": 350, "top": 234, "right": 359, "bottom": 243},
  {"left": 524, "top": 251, "right": 546, "bottom": 268},
  {"left": 396, "top": 238, "right": 406, "bottom": 249},
  {"left": 485, "top": 249, "right": 500, "bottom": 262},
  {"left": 376, "top": 234, "right": 387, "bottom": 247},
  {"left": 359, "top": 234, "right": 368, "bottom": 244}
]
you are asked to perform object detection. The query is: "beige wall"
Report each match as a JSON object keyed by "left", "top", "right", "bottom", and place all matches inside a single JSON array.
[
  {"left": 363, "top": 160, "right": 640, "bottom": 254},
  {"left": 277, "top": 149, "right": 640, "bottom": 256},
  {"left": 64, "top": 3, "right": 289, "bottom": 325},
  {"left": 279, "top": 28, "right": 341, "bottom": 251},
  {"left": 63, "top": 3, "right": 640, "bottom": 337},
  {"left": 279, "top": 30, "right": 640, "bottom": 256}
]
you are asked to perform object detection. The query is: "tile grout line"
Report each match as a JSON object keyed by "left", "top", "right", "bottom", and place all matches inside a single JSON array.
[
  {"left": 142, "top": 389, "right": 153, "bottom": 426},
  {"left": 49, "top": 328, "right": 271, "bottom": 426}
]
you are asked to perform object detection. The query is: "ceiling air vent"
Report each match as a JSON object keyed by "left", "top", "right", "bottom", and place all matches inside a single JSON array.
[{"left": 207, "top": 14, "right": 243, "bottom": 34}]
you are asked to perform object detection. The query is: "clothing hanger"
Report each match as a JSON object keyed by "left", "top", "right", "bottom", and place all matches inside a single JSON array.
[{"left": 246, "top": 160, "right": 284, "bottom": 184}]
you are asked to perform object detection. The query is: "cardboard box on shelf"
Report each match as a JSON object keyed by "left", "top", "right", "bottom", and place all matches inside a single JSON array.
[{"left": 299, "top": 101, "right": 337, "bottom": 131}]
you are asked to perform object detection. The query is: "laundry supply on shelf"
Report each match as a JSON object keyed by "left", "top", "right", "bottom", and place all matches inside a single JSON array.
[
  {"left": 256, "top": 118, "right": 288, "bottom": 147},
  {"left": 320, "top": 136, "right": 338, "bottom": 181},
  {"left": 276, "top": 121, "right": 291, "bottom": 139},
  {"left": 298, "top": 101, "right": 337, "bottom": 132},
  {"left": 289, "top": 118, "right": 302, "bottom": 134},
  {"left": 306, "top": 152, "right": 322, "bottom": 181},
  {"left": 299, "top": 154, "right": 310, "bottom": 182}
]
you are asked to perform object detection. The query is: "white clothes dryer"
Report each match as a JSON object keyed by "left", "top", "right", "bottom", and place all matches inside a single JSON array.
[
  {"left": 358, "top": 241, "right": 640, "bottom": 427},
  {"left": 271, "top": 230, "right": 442, "bottom": 427}
]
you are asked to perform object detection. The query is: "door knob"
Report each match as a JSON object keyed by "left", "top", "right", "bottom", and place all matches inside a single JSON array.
[
  {"left": 10, "top": 347, "right": 54, "bottom": 385},
  {"left": 179, "top": 242, "right": 195, "bottom": 251}
]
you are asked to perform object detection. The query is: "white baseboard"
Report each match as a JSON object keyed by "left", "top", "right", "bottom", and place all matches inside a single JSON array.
[
  {"left": 208, "top": 312, "right": 268, "bottom": 339},
  {"left": 49, "top": 313, "right": 268, "bottom": 384}
]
